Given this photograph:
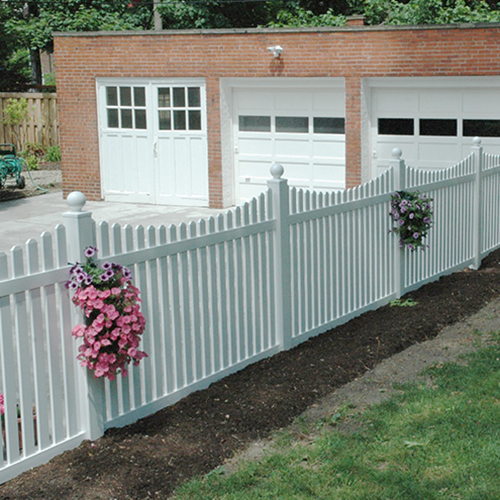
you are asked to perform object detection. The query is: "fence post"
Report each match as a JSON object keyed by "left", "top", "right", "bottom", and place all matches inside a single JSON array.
[
  {"left": 390, "top": 148, "right": 407, "bottom": 299},
  {"left": 471, "top": 137, "right": 483, "bottom": 270},
  {"left": 267, "top": 164, "right": 293, "bottom": 351},
  {"left": 62, "top": 191, "right": 105, "bottom": 441}
]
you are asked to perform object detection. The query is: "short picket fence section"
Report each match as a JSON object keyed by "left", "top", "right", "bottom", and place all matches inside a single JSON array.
[{"left": 1, "top": 138, "right": 499, "bottom": 483}]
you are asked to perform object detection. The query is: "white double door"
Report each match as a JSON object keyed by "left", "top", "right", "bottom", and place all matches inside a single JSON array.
[{"left": 98, "top": 79, "right": 208, "bottom": 206}]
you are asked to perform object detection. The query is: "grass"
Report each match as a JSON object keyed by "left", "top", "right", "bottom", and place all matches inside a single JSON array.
[{"left": 172, "top": 334, "right": 500, "bottom": 499}]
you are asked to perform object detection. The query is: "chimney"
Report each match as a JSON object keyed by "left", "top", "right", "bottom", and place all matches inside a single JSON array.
[{"left": 346, "top": 15, "right": 365, "bottom": 27}]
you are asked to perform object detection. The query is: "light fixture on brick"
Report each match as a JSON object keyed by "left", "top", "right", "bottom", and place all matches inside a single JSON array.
[{"left": 267, "top": 45, "right": 283, "bottom": 58}]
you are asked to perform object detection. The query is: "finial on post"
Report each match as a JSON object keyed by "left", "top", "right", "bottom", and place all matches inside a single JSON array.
[
  {"left": 472, "top": 136, "right": 482, "bottom": 147},
  {"left": 391, "top": 147, "right": 402, "bottom": 160},
  {"left": 270, "top": 163, "right": 284, "bottom": 179},
  {"left": 67, "top": 191, "right": 86, "bottom": 212}
]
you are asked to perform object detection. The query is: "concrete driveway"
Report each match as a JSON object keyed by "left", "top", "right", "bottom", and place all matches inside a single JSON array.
[{"left": 0, "top": 192, "right": 226, "bottom": 255}]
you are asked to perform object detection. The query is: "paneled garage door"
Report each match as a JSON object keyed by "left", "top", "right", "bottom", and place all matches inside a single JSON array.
[
  {"left": 371, "top": 80, "right": 500, "bottom": 178},
  {"left": 97, "top": 79, "right": 209, "bottom": 206},
  {"left": 233, "top": 87, "right": 345, "bottom": 201}
]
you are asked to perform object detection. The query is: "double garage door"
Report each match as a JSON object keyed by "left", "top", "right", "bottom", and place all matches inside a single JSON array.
[
  {"left": 371, "top": 80, "right": 500, "bottom": 178},
  {"left": 97, "top": 79, "right": 209, "bottom": 206},
  {"left": 233, "top": 86, "right": 346, "bottom": 201}
]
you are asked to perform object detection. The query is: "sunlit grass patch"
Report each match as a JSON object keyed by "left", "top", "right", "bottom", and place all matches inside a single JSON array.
[{"left": 173, "top": 337, "right": 500, "bottom": 500}]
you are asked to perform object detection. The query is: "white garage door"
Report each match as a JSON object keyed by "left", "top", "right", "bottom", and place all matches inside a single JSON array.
[
  {"left": 233, "top": 87, "right": 345, "bottom": 201},
  {"left": 372, "top": 81, "right": 500, "bottom": 178},
  {"left": 97, "top": 79, "right": 208, "bottom": 206}
]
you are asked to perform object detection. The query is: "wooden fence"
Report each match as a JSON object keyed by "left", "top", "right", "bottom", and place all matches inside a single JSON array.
[
  {"left": 0, "top": 93, "right": 58, "bottom": 150},
  {"left": 1, "top": 138, "right": 500, "bottom": 484}
]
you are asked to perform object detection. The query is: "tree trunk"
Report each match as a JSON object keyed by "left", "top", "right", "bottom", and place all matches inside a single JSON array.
[{"left": 30, "top": 48, "right": 42, "bottom": 88}]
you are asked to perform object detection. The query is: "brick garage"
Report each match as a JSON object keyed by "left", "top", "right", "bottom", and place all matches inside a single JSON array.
[{"left": 54, "top": 23, "right": 500, "bottom": 208}]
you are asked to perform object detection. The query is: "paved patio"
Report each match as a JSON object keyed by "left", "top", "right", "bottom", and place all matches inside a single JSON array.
[{"left": 0, "top": 192, "right": 226, "bottom": 255}]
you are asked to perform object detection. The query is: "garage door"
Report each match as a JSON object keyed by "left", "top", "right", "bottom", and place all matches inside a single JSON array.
[
  {"left": 97, "top": 79, "right": 208, "bottom": 206},
  {"left": 233, "top": 87, "right": 345, "bottom": 201},
  {"left": 372, "top": 82, "right": 500, "bottom": 178}
]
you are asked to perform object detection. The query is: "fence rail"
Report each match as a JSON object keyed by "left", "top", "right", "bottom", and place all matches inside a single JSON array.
[
  {"left": 0, "top": 93, "right": 58, "bottom": 150},
  {"left": 1, "top": 138, "right": 500, "bottom": 484}
]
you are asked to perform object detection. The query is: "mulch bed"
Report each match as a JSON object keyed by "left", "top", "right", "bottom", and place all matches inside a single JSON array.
[{"left": 2, "top": 249, "right": 500, "bottom": 499}]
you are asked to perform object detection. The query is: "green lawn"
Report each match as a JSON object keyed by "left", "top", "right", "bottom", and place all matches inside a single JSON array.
[{"left": 173, "top": 334, "right": 500, "bottom": 499}]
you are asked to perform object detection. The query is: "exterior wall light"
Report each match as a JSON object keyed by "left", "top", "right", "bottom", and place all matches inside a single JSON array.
[{"left": 267, "top": 45, "right": 283, "bottom": 58}]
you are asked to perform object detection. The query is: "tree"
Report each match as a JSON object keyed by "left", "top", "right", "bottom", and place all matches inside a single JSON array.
[
  {"left": 3, "top": 0, "right": 153, "bottom": 87},
  {"left": 0, "top": 2, "right": 30, "bottom": 90}
]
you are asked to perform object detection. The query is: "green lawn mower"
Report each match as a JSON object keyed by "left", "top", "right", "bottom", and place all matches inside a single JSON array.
[{"left": 0, "top": 143, "right": 26, "bottom": 190}]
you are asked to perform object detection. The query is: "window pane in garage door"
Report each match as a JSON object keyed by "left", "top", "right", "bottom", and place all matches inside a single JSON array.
[
  {"left": 158, "top": 88, "right": 170, "bottom": 107},
  {"left": 135, "top": 109, "right": 147, "bottom": 129},
  {"left": 159, "top": 110, "right": 171, "bottom": 130},
  {"left": 276, "top": 116, "right": 308, "bottom": 133},
  {"left": 420, "top": 119, "right": 457, "bottom": 136},
  {"left": 188, "top": 87, "right": 201, "bottom": 107},
  {"left": 378, "top": 118, "right": 414, "bottom": 135},
  {"left": 239, "top": 116, "right": 271, "bottom": 132},
  {"left": 314, "top": 117, "right": 345, "bottom": 134},
  {"left": 134, "top": 87, "right": 146, "bottom": 107},
  {"left": 189, "top": 110, "right": 201, "bottom": 130},
  {"left": 173, "top": 88, "right": 186, "bottom": 107},
  {"left": 106, "top": 87, "right": 118, "bottom": 106},
  {"left": 120, "top": 87, "right": 132, "bottom": 106},
  {"left": 463, "top": 119, "right": 500, "bottom": 137}
]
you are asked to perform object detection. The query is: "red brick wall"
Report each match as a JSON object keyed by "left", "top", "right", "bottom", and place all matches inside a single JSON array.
[{"left": 54, "top": 25, "right": 500, "bottom": 206}]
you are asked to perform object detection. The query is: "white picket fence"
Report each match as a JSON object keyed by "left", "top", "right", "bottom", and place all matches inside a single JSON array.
[{"left": 1, "top": 138, "right": 500, "bottom": 483}]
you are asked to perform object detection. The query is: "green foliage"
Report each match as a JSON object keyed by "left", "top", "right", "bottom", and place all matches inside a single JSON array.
[
  {"left": 19, "top": 142, "right": 45, "bottom": 171},
  {"left": 5, "top": 0, "right": 151, "bottom": 53},
  {"left": 269, "top": 5, "right": 347, "bottom": 28},
  {"left": 45, "top": 145, "right": 61, "bottom": 163},
  {"left": 158, "top": 0, "right": 286, "bottom": 29},
  {"left": 362, "top": 0, "right": 500, "bottom": 25},
  {"left": 2, "top": 98, "right": 30, "bottom": 127}
]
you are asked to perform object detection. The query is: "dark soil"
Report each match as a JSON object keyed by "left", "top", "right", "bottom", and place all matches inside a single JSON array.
[{"left": 2, "top": 250, "right": 500, "bottom": 499}]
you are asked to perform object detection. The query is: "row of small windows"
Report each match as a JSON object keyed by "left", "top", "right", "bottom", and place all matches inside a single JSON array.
[
  {"left": 239, "top": 116, "right": 345, "bottom": 134},
  {"left": 379, "top": 118, "right": 500, "bottom": 138},
  {"left": 105, "top": 86, "right": 202, "bottom": 131}
]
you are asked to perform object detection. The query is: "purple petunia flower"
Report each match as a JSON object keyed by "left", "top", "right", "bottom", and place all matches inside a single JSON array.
[
  {"left": 399, "top": 219, "right": 405, "bottom": 226},
  {"left": 123, "top": 268, "right": 132, "bottom": 279},
  {"left": 102, "top": 261, "right": 112, "bottom": 270},
  {"left": 423, "top": 217, "right": 430, "bottom": 224},
  {"left": 413, "top": 232, "right": 420, "bottom": 239},
  {"left": 105, "top": 269, "right": 114, "bottom": 279},
  {"left": 409, "top": 213, "right": 415, "bottom": 219},
  {"left": 84, "top": 246, "right": 97, "bottom": 258},
  {"left": 100, "top": 273, "right": 110, "bottom": 282}
]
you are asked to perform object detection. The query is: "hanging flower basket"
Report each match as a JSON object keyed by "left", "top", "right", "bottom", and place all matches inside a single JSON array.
[
  {"left": 67, "top": 246, "right": 147, "bottom": 381},
  {"left": 390, "top": 190, "right": 433, "bottom": 251}
]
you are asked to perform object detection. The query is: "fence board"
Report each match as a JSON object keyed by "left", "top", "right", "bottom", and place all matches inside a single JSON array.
[{"left": 0, "top": 93, "right": 58, "bottom": 150}]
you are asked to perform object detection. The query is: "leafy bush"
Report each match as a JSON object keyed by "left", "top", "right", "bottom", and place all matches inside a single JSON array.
[
  {"left": 45, "top": 145, "right": 61, "bottom": 162},
  {"left": 19, "top": 142, "right": 45, "bottom": 170}
]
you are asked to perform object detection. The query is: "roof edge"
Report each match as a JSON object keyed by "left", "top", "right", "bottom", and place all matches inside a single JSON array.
[{"left": 53, "top": 22, "right": 500, "bottom": 38}]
